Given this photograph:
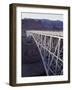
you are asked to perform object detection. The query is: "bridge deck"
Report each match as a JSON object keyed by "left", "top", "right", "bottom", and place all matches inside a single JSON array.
[{"left": 26, "top": 30, "right": 63, "bottom": 39}]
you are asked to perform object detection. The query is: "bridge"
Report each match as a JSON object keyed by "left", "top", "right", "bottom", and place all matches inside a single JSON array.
[{"left": 26, "top": 30, "right": 63, "bottom": 76}]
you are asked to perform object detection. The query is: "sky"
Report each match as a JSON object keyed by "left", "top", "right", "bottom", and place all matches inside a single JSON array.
[{"left": 21, "top": 12, "right": 63, "bottom": 21}]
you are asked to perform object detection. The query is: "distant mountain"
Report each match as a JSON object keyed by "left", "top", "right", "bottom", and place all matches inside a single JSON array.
[{"left": 22, "top": 18, "right": 63, "bottom": 31}]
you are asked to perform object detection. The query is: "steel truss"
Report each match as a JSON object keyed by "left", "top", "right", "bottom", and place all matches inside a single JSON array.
[{"left": 26, "top": 31, "right": 63, "bottom": 76}]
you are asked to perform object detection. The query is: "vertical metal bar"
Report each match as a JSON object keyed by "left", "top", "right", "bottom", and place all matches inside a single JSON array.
[
  {"left": 41, "top": 34, "right": 42, "bottom": 45},
  {"left": 44, "top": 36, "right": 46, "bottom": 58},
  {"left": 49, "top": 38, "right": 59, "bottom": 67},
  {"left": 46, "top": 37, "right": 52, "bottom": 73},
  {"left": 55, "top": 38, "right": 60, "bottom": 74}
]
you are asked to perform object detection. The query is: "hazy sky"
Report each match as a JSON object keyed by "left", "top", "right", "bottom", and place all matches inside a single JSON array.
[{"left": 21, "top": 12, "right": 63, "bottom": 21}]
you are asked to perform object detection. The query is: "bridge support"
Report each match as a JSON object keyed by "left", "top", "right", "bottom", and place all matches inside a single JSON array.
[{"left": 26, "top": 31, "right": 63, "bottom": 76}]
